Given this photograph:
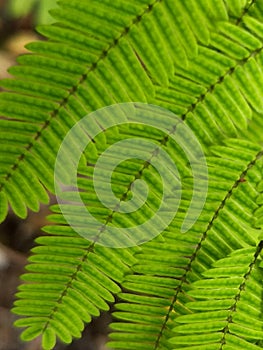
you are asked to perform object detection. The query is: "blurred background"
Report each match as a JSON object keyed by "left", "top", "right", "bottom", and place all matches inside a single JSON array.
[{"left": 0, "top": 1, "right": 110, "bottom": 349}]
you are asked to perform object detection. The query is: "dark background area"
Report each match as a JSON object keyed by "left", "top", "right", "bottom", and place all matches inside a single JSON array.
[{"left": 0, "top": 1, "right": 110, "bottom": 349}]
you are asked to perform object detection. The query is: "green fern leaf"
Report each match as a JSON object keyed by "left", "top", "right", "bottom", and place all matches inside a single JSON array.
[
  {"left": 109, "top": 139, "right": 263, "bottom": 349},
  {"left": 1, "top": 1, "right": 263, "bottom": 349},
  {"left": 171, "top": 244, "right": 263, "bottom": 349},
  {"left": 0, "top": 0, "right": 238, "bottom": 221},
  {"left": 13, "top": 227, "right": 137, "bottom": 348}
]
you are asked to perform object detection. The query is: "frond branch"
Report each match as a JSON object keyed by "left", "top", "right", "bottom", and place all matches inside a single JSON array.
[
  {"left": 181, "top": 44, "right": 263, "bottom": 121},
  {"left": 154, "top": 149, "right": 263, "bottom": 349},
  {"left": 219, "top": 240, "right": 263, "bottom": 348}
]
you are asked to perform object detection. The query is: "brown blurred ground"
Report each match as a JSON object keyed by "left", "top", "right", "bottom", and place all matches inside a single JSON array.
[{"left": 0, "top": 1, "right": 110, "bottom": 349}]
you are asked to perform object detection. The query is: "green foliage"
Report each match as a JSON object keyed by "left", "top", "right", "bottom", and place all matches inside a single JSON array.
[
  {"left": 171, "top": 245, "right": 263, "bottom": 349},
  {"left": 0, "top": 0, "right": 263, "bottom": 349}
]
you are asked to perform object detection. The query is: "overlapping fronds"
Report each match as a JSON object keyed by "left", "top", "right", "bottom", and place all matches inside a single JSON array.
[
  {"left": 171, "top": 244, "right": 263, "bottom": 349},
  {"left": 154, "top": 15, "right": 263, "bottom": 149},
  {"left": 0, "top": 0, "right": 232, "bottom": 223},
  {"left": 11, "top": 99, "right": 204, "bottom": 348},
  {"left": 109, "top": 139, "right": 263, "bottom": 349},
  {"left": 1, "top": 0, "right": 263, "bottom": 349}
]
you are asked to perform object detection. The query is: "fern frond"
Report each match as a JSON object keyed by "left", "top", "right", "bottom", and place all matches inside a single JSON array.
[
  {"left": 171, "top": 244, "right": 263, "bottom": 349},
  {"left": 154, "top": 15, "right": 263, "bottom": 149},
  {"left": 0, "top": 0, "right": 237, "bottom": 222},
  {"left": 13, "top": 226, "right": 137, "bottom": 350},
  {"left": 3, "top": 1, "right": 263, "bottom": 349},
  {"left": 10, "top": 96, "right": 203, "bottom": 349},
  {"left": 109, "top": 139, "right": 263, "bottom": 349}
]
